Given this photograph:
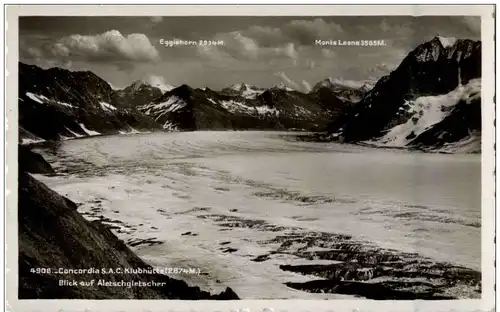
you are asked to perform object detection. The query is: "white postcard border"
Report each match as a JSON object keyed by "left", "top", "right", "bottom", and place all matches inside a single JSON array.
[{"left": 5, "top": 4, "right": 496, "bottom": 312}]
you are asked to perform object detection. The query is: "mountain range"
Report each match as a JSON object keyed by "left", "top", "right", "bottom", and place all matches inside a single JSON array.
[
  {"left": 18, "top": 63, "right": 360, "bottom": 142},
  {"left": 18, "top": 36, "right": 482, "bottom": 153}
]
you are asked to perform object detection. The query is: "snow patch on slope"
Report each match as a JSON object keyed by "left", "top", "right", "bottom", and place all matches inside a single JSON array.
[
  {"left": 25, "top": 92, "right": 76, "bottom": 109},
  {"left": 241, "top": 88, "right": 264, "bottom": 99},
  {"left": 294, "top": 106, "right": 312, "bottom": 117},
  {"left": 26, "top": 92, "right": 47, "bottom": 104},
  {"left": 437, "top": 36, "right": 457, "bottom": 48},
  {"left": 220, "top": 100, "right": 255, "bottom": 115},
  {"left": 54, "top": 100, "right": 75, "bottom": 109},
  {"left": 65, "top": 127, "right": 84, "bottom": 138},
  {"left": 255, "top": 106, "right": 280, "bottom": 116},
  {"left": 162, "top": 121, "right": 178, "bottom": 131},
  {"left": 119, "top": 127, "right": 147, "bottom": 135},
  {"left": 141, "top": 96, "right": 187, "bottom": 116},
  {"left": 20, "top": 138, "right": 46, "bottom": 145},
  {"left": 78, "top": 123, "right": 101, "bottom": 136},
  {"left": 100, "top": 101, "right": 117, "bottom": 112},
  {"left": 213, "top": 96, "right": 277, "bottom": 116},
  {"left": 371, "top": 78, "right": 481, "bottom": 148},
  {"left": 230, "top": 83, "right": 246, "bottom": 91},
  {"left": 219, "top": 100, "right": 279, "bottom": 116}
]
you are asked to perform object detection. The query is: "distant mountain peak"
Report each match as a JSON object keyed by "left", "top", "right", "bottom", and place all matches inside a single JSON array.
[
  {"left": 231, "top": 83, "right": 244, "bottom": 90},
  {"left": 148, "top": 80, "right": 176, "bottom": 93},
  {"left": 271, "top": 82, "right": 294, "bottom": 91},
  {"left": 129, "top": 80, "right": 145, "bottom": 91},
  {"left": 122, "top": 78, "right": 175, "bottom": 94},
  {"left": 312, "top": 78, "right": 375, "bottom": 94},
  {"left": 224, "top": 83, "right": 264, "bottom": 99},
  {"left": 230, "top": 83, "right": 258, "bottom": 91}
]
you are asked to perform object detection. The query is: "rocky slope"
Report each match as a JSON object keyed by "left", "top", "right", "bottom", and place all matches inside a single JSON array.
[
  {"left": 369, "top": 78, "right": 481, "bottom": 153},
  {"left": 18, "top": 62, "right": 162, "bottom": 143},
  {"left": 326, "top": 36, "right": 481, "bottom": 152},
  {"left": 18, "top": 146, "right": 239, "bottom": 299}
]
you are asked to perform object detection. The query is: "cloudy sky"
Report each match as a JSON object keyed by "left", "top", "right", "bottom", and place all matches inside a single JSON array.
[{"left": 19, "top": 16, "right": 480, "bottom": 91}]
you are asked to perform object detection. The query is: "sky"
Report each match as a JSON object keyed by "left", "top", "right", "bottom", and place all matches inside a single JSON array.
[{"left": 19, "top": 16, "right": 480, "bottom": 92}]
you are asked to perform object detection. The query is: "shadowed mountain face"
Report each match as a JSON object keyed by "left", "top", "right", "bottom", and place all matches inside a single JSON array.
[
  {"left": 18, "top": 62, "right": 162, "bottom": 142},
  {"left": 326, "top": 37, "right": 481, "bottom": 151}
]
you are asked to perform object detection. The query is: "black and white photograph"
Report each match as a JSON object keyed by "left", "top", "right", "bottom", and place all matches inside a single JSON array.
[{"left": 5, "top": 4, "right": 496, "bottom": 311}]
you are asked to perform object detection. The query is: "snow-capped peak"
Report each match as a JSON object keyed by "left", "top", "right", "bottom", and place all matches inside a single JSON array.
[
  {"left": 230, "top": 83, "right": 256, "bottom": 91},
  {"left": 436, "top": 36, "right": 457, "bottom": 49},
  {"left": 126, "top": 79, "right": 175, "bottom": 93},
  {"left": 272, "top": 82, "right": 294, "bottom": 91},
  {"left": 151, "top": 82, "right": 176, "bottom": 93},
  {"left": 119, "top": 76, "right": 175, "bottom": 93},
  {"left": 230, "top": 83, "right": 244, "bottom": 91},
  {"left": 144, "top": 75, "right": 175, "bottom": 93}
]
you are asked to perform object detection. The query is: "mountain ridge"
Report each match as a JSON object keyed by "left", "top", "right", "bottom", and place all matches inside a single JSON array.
[{"left": 19, "top": 61, "right": 362, "bottom": 141}]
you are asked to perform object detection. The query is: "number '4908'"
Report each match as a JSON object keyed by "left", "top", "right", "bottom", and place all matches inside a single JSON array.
[{"left": 30, "top": 268, "right": 51, "bottom": 274}]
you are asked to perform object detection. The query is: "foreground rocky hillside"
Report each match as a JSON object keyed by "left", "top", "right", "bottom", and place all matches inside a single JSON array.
[
  {"left": 326, "top": 36, "right": 481, "bottom": 152},
  {"left": 18, "top": 146, "right": 239, "bottom": 299}
]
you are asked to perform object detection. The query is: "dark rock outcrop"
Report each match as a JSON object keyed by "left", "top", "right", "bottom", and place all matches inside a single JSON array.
[
  {"left": 18, "top": 166, "right": 239, "bottom": 299},
  {"left": 18, "top": 145, "right": 55, "bottom": 175}
]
